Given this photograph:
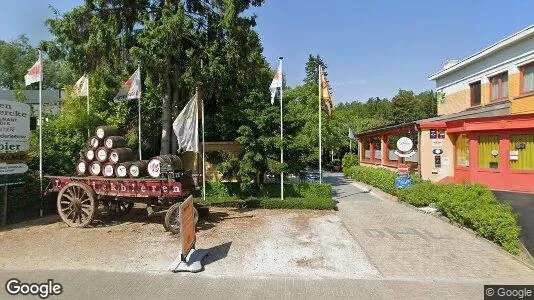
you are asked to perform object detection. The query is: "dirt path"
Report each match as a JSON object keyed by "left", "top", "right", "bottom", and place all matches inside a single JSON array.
[{"left": 0, "top": 205, "right": 378, "bottom": 279}]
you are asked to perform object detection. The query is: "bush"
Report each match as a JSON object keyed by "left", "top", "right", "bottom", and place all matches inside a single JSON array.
[
  {"left": 344, "top": 165, "right": 521, "bottom": 254},
  {"left": 197, "top": 196, "right": 336, "bottom": 210},
  {"left": 204, "top": 181, "right": 331, "bottom": 200},
  {"left": 342, "top": 153, "right": 358, "bottom": 170}
]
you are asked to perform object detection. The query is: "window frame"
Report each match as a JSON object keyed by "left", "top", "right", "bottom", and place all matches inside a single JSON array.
[
  {"left": 489, "top": 72, "right": 508, "bottom": 102},
  {"left": 470, "top": 81, "right": 482, "bottom": 107},
  {"left": 520, "top": 62, "right": 534, "bottom": 95}
]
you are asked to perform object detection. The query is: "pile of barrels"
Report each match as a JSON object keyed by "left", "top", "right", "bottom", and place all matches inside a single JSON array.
[{"left": 76, "top": 126, "right": 184, "bottom": 178}]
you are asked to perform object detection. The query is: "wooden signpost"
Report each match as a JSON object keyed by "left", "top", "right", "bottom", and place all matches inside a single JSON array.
[{"left": 180, "top": 195, "right": 196, "bottom": 261}]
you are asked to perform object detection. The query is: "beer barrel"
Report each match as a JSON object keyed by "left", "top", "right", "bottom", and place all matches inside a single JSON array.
[
  {"left": 96, "top": 147, "right": 110, "bottom": 163},
  {"left": 95, "top": 126, "right": 119, "bottom": 140},
  {"left": 104, "top": 136, "right": 126, "bottom": 149},
  {"left": 115, "top": 162, "right": 133, "bottom": 178},
  {"left": 89, "top": 161, "right": 102, "bottom": 176},
  {"left": 76, "top": 160, "right": 88, "bottom": 175},
  {"left": 88, "top": 136, "right": 101, "bottom": 149},
  {"left": 147, "top": 155, "right": 183, "bottom": 178},
  {"left": 109, "top": 148, "right": 134, "bottom": 164},
  {"left": 103, "top": 163, "right": 115, "bottom": 178},
  {"left": 128, "top": 160, "right": 148, "bottom": 178},
  {"left": 85, "top": 149, "right": 95, "bottom": 161}
]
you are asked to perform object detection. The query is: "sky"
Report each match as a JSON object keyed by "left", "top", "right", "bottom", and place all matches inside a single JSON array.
[{"left": 1, "top": 0, "right": 533, "bottom": 104}]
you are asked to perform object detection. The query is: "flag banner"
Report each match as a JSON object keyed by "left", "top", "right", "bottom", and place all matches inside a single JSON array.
[
  {"left": 320, "top": 71, "right": 333, "bottom": 116},
  {"left": 73, "top": 75, "right": 88, "bottom": 97},
  {"left": 348, "top": 128, "right": 356, "bottom": 140},
  {"left": 269, "top": 61, "right": 283, "bottom": 104},
  {"left": 114, "top": 68, "right": 141, "bottom": 101},
  {"left": 24, "top": 58, "right": 42, "bottom": 86},
  {"left": 172, "top": 93, "right": 199, "bottom": 152}
]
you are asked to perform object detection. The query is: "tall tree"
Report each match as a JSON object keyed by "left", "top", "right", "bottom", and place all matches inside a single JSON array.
[{"left": 304, "top": 54, "right": 327, "bottom": 84}]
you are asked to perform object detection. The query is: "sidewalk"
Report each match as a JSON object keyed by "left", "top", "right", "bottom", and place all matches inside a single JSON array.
[{"left": 327, "top": 172, "right": 534, "bottom": 283}]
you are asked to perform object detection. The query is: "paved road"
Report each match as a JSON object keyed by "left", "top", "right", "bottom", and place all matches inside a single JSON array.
[
  {"left": 327, "top": 172, "right": 534, "bottom": 283},
  {"left": 1, "top": 173, "right": 533, "bottom": 299},
  {"left": 493, "top": 191, "right": 534, "bottom": 255}
]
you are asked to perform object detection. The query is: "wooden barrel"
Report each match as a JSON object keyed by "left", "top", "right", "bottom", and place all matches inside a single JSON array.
[
  {"left": 76, "top": 160, "right": 88, "bottom": 175},
  {"left": 102, "top": 163, "right": 115, "bottom": 178},
  {"left": 115, "top": 162, "right": 133, "bottom": 178},
  {"left": 88, "top": 136, "right": 101, "bottom": 149},
  {"left": 128, "top": 160, "right": 148, "bottom": 178},
  {"left": 109, "top": 148, "right": 134, "bottom": 164},
  {"left": 104, "top": 136, "right": 126, "bottom": 149},
  {"left": 85, "top": 149, "right": 95, "bottom": 161},
  {"left": 95, "top": 126, "right": 119, "bottom": 140},
  {"left": 89, "top": 161, "right": 102, "bottom": 176},
  {"left": 96, "top": 147, "right": 110, "bottom": 163},
  {"left": 147, "top": 155, "right": 183, "bottom": 178}
]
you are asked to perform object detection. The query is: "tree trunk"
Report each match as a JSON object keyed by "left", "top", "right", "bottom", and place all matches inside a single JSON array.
[{"left": 160, "top": 55, "right": 173, "bottom": 155}]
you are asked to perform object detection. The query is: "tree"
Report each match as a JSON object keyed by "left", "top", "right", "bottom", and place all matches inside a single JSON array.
[{"left": 304, "top": 54, "right": 327, "bottom": 84}]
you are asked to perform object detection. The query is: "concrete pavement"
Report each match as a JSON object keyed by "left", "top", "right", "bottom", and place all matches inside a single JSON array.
[{"left": 328, "top": 172, "right": 534, "bottom": 283}]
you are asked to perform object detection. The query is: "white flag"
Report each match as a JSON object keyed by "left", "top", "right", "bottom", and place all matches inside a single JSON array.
[
  {"left": 24, "top": 57, "right": 42, "bottom": 86},
  {"left": 269, "top": 60, "right": 282, "bottom": 104},
  {"left": 348, "top": 128, "right": 355, "bottom": 140},
  {"left": 73, "top": 75, "right": 88, "bottom": 97},
  {"left": 114, "top": 68, "right": 141, "bottom": 101},
  {"left": 172, "top": 93, "right": 198, "bottom": 152}
]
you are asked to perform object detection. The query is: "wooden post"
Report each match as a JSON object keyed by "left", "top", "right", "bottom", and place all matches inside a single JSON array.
[{"left": 2, "top": 186, "right": 7, "bottom": 226}]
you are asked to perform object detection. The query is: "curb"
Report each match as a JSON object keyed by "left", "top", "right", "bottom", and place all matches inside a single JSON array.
[{"left": 343, "top": 175, "right": 534, "bottom": 270}]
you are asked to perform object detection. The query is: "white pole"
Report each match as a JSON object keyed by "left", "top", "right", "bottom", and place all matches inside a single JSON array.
[
  {"left": 86, "top": 75, "right": 90, "bottom": 138},
  {"left": 350, "top": 139, "right": 352, "bottom": 152},
  {"left": 201, "top": 89, "right": 206, "bottom": 203},
  {"left": 318, "top": 65, "right": 322, "bottom": 183},
  {"left": 279, "top": 57, "right": 284, "bottom": 200},
  {"left": 38, "top": 50, "right": 43, "bottom": 201},
  {"left": 138, "top": 64, "right": 142, "bottom": 160}
]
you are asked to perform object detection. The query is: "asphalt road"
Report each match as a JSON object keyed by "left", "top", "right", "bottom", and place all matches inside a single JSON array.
[{"left": 493, "top": 191, "right": 534, "bottom": 255}]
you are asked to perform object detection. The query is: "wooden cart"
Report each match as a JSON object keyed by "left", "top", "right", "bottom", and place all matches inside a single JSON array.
[{"left": 44, "top": 175, "right": 198, "bottom": 233}]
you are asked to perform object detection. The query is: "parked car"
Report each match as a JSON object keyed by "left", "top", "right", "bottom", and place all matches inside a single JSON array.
[{"left": 299, "top": 170, "right": 322, "bottom": 183}]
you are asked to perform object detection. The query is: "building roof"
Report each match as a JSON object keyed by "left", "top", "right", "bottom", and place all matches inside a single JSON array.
[
  {"left": 0, "top": 90, "right": 64, "bottom": 105},
  {"left": 428, "top": 24, "right": 534, "bottom": 80}
]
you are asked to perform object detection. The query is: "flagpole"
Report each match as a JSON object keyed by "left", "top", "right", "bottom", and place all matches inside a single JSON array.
[
  {"left": 138, "top": 63, "right": 142, "bottom": 160},
  {"left": 279, "top": 57, "right": 284, "bottom": 200},
  {"left": 86, "top": 75, "right": 90, "bottom": 138},
  {"left": 201, "top": 88, "right": 206, "bottom": 203},
  {"left": 318, "top": 65, "right": 322, "bottom": 183},
  {"left": 38, "top": 50, "right": 43, "bottom": 211}
]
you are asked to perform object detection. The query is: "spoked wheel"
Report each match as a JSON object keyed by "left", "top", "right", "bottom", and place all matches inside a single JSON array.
[
  {"left": 164, "top": 202, "right": 198, "bottom": 234},
  {"left": 105, "top": 200, "right": 134, "bottom": 218},
  {"left": 57, "top": 182, "right": 98, "bottom": 228}
]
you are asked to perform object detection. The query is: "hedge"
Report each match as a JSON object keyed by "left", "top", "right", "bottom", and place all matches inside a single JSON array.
[
  {"left": 197, "top": 196, "right": 336, "bottom": 210},
  {"left": 203, "top": 182, "right": 332, "bottom": 200},
  {"left": 344, "top": 165, "right": 520, "bottom": 254}
]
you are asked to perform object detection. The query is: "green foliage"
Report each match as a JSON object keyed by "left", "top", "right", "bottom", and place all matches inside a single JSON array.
[
  {"left": 304, "top": 54, "right": 327, "bottom": 85},
  {"left": 203, "top": 181, "right": 331, "bottom": 200},
  {"left": 342, "top": 153, "right": 358, "bottom": 170},
  {"left": 197, "top": 196, "right": 336, "bottom": 210},
  {"left": 345, "top": 166, "right": 520, "bottom": 254}
]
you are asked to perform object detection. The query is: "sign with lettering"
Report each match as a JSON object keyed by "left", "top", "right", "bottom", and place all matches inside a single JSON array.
[
  {"left": 180, "top": 196, "right": 196, "bottom": 261},
  {"left": 429, "top": 129, "right": 437, "bottom": 139},
  {"left": 0, "top": 100, "right": 30, "bottom": 153}
]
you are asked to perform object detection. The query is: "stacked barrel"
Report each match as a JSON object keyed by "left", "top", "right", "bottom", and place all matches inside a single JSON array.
[{"left": 76, "top": 126, "right": 184, "bottom": 179}]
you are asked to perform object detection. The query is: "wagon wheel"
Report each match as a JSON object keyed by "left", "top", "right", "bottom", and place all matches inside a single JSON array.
[
  {"left": 164, "top": 202, "right": 198, "bottom": 234},
  {"left": 105, "top": 200, "right": 134, "bottom": 218},
  {"left": 57, "top": 182, "right": 98, "bottom": 228}
]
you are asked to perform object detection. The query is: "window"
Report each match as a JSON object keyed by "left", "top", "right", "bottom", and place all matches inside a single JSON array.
[
  {"left": 456, "top": 134, "right": 470, "bottom": 167},
  {"left": 470, "top": 81, "right": 481, "bottom": 106},
  {"left": 372, "top": 138, "right": 382, "bottom": 160},
  {"left": 510, "top": 135, "right": 534, "bottom": 171},
  {"left": 387, "top": 135, "right": 399, "bottom": 161},
  {"left": 363, "top": 139, "right": 371, "bottom": 159},
  {"left": 489, "top": 72, "right": 508, "bottom": 101},
  {"left": 478, "top": 135, "right": 500, "bottom": 169},
  {"left": 521, "top": 63, "right": 534, "bottom": 94}
]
